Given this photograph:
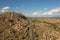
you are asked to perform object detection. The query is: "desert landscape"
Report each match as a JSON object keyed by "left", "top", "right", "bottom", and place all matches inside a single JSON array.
[
  {"left": 31, "top": 18, "right": 60, "bottom": 40},
  {"left": 0, "top": 12, "right": 60, "bottom": 40},
  {"left": 0, "top": 0, "right": 60, "bottom": 40}
]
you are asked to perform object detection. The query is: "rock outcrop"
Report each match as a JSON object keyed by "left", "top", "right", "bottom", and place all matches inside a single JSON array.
[{"left": 0, "top": 12, "right": 30, "bottom": 40}]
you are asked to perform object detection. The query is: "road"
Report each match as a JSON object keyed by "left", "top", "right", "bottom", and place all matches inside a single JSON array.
[{"left": 26, "top": 19, "right": 35, "bottom": 40}]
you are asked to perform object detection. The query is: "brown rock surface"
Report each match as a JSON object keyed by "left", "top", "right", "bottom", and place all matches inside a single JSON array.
[{"left": 0, "top": 12, "right": 30, "bottom": 40}]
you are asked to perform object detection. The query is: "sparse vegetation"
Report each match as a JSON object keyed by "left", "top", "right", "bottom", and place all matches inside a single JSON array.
[{"left": 0, "top": 12, "right": 60, "bottom": 40}]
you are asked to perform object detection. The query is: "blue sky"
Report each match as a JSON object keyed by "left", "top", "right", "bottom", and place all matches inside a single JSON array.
[{"left": 0, "top": 0, "right": 60, "bottom": 17}]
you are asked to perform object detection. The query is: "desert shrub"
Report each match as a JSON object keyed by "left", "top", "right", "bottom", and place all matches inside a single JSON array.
[
  {"left": 22, "top": 36, "right": 25, "bottom": 39},
  {"left": 50, "top": 23, "right": 60, "bottom": 32},
  {"left": 8, "top": 20, "right": 15, "bottom": 26},
  {"left": 0, "top": 29, "right": 3, "bottom": 33},
  {"left": 8, "top": 20, "right": 13, "bottom": 23},
  {"left": 10, "top": 29, "right": 17, "bottom": 34},
  {"left": 43, "top": 21, "right": 51, "bottom": 24},
  {"left": 18, "top": 19, "right": 20, "bottom": 21},
  {"left": 36, "top": 39, "right": 38, "bottom": 40}
]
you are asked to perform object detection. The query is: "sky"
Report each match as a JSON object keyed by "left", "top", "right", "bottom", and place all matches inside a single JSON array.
[{"left": 0, "top": 0, "right": 60, "bottom": 17}]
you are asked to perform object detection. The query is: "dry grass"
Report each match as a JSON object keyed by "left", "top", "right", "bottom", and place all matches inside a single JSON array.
[{"left": 31, "top": 18, "right": 60, "bottom": 40}]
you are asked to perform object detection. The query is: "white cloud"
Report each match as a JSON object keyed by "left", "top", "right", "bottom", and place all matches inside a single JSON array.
[
  {"left": 32, "top": 7, "right": 60, "bottom": 17},
  {"left": 32, "top": 12, "right": 39, "bottom": 15},
  {"left": 1, "top": 6, "right": 10, "bottom": 13}
]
